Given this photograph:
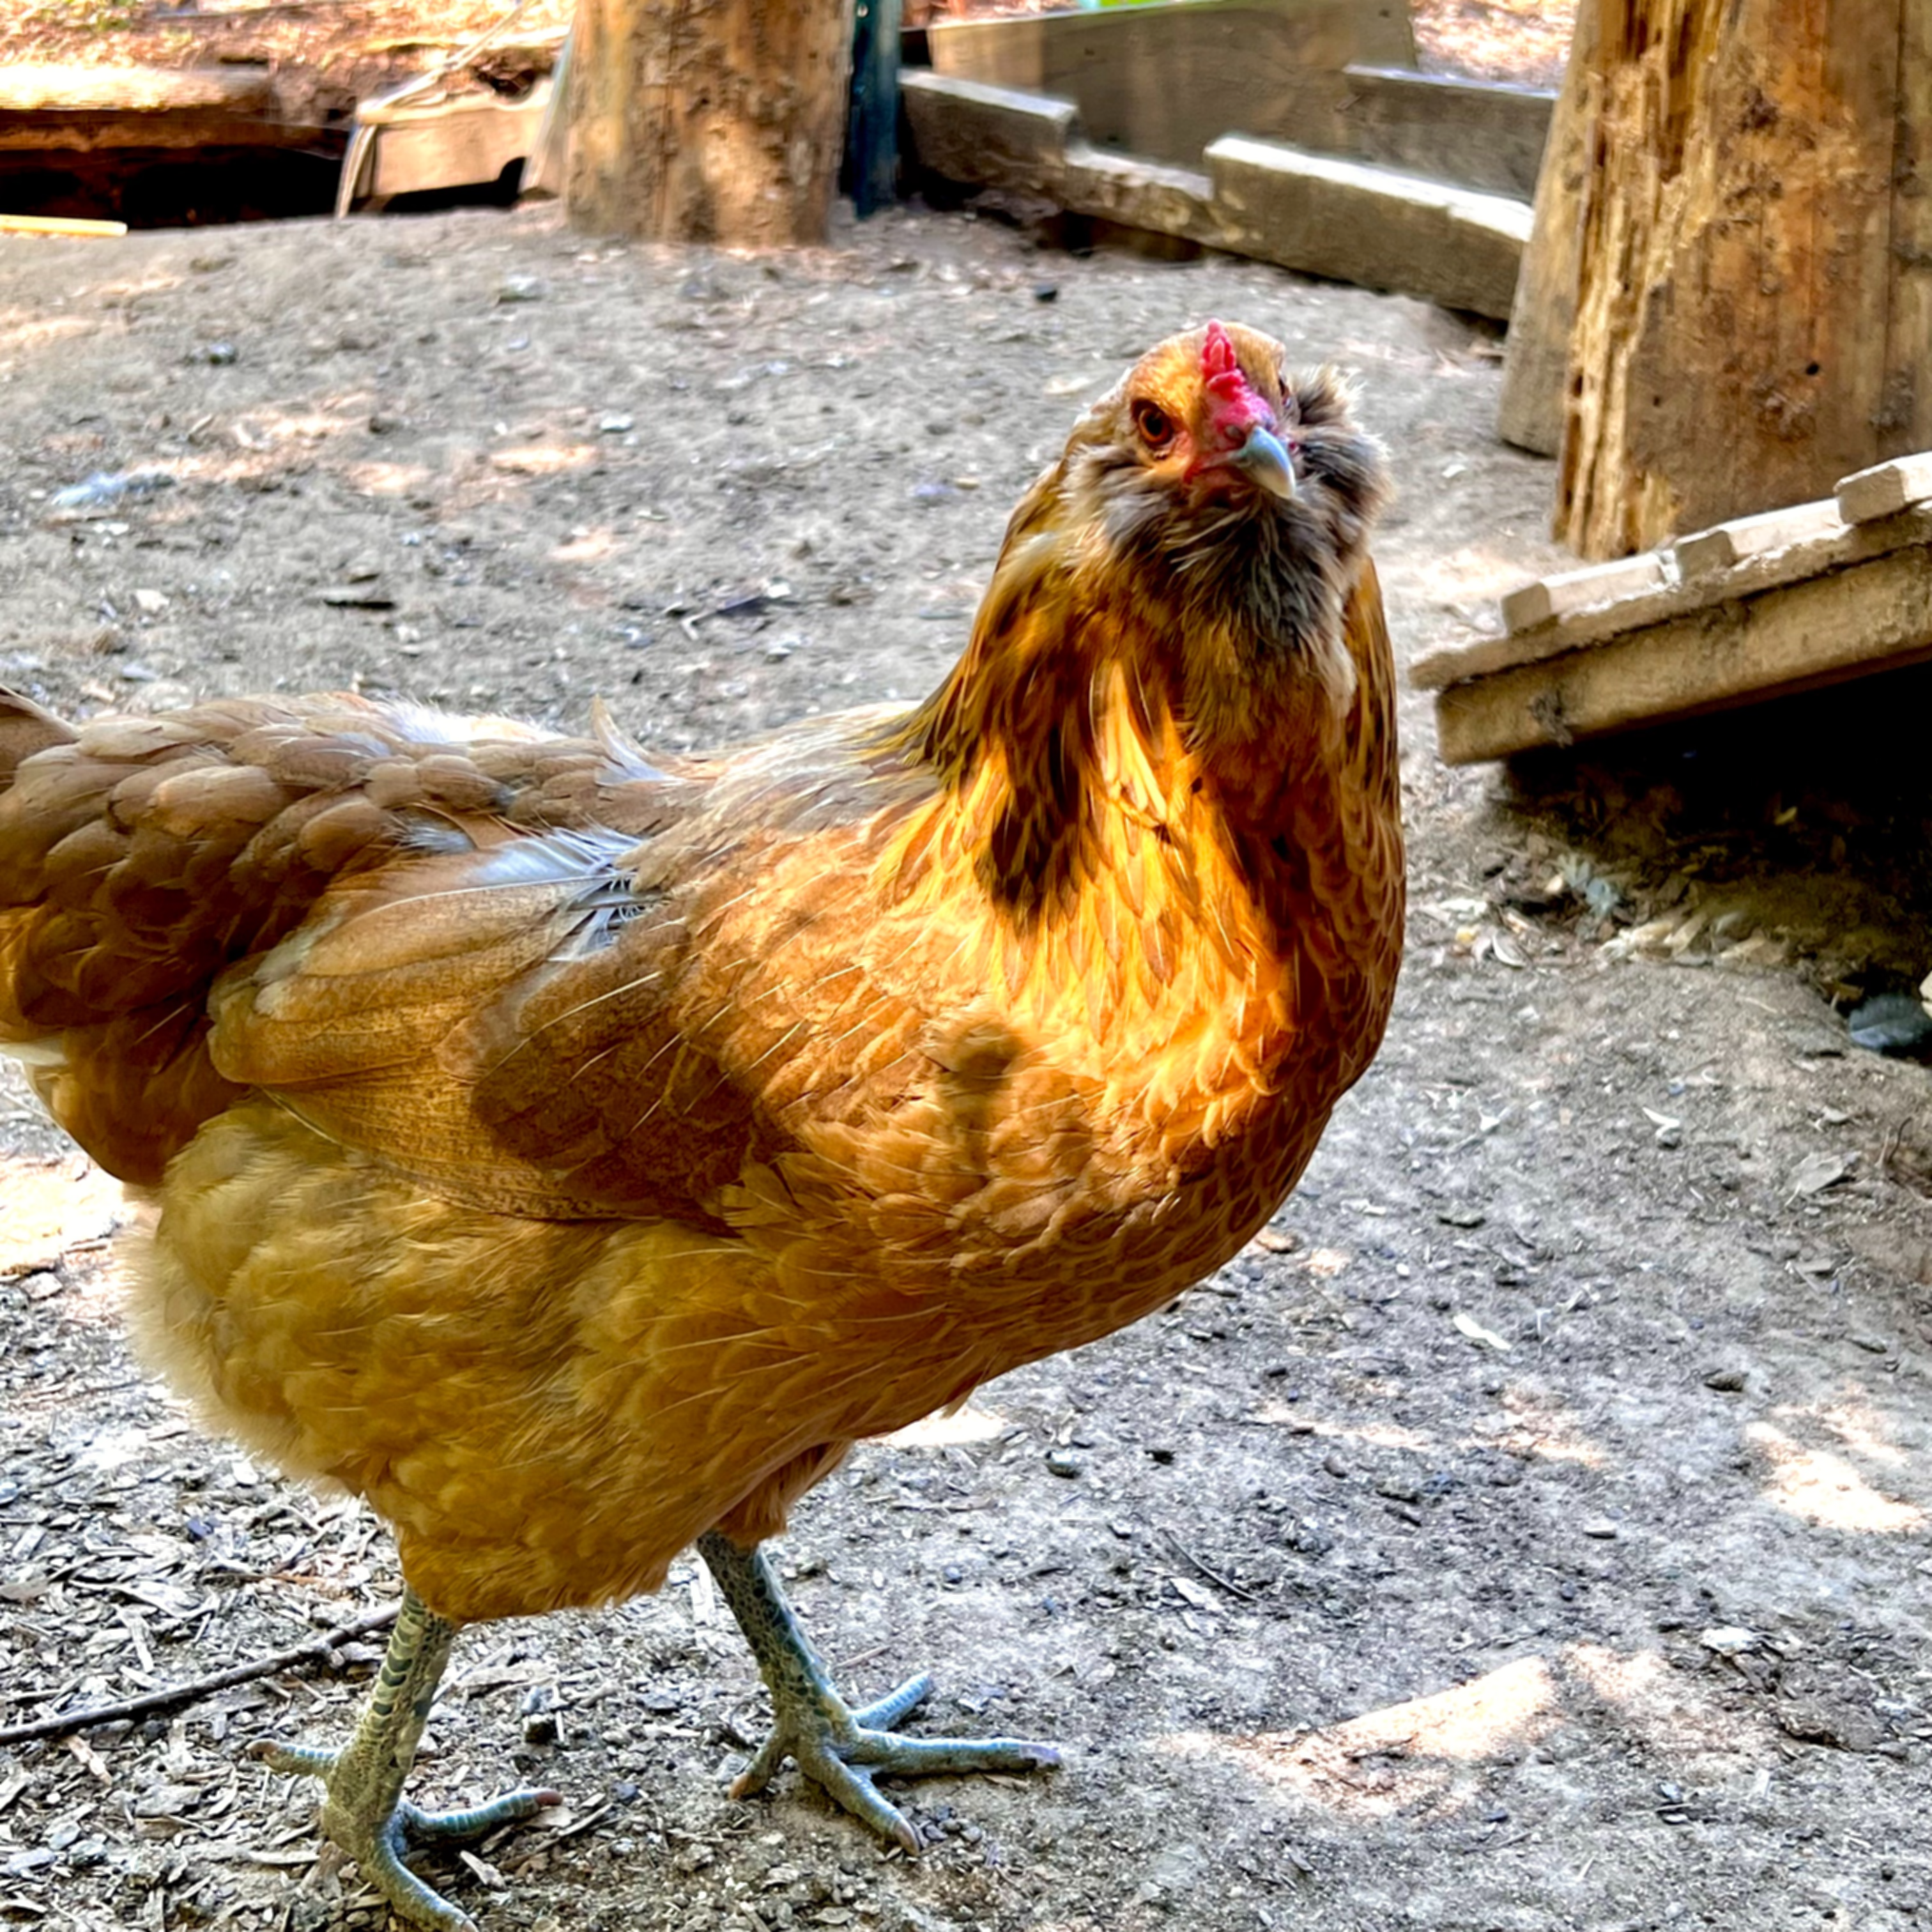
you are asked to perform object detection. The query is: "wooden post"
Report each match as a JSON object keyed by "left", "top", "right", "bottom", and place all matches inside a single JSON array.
[
  {"left": 565, "top": 0, "right": 854, "bottom": 246},
  {"left": 1495, "top": 3, "right": 1596, "bottom": 456},
  {"left": 845, "top": 0, "right": 901, "bottom": 218},
  {"left": 1555, "top": 0, "right": 1924, "bottom": 560}
]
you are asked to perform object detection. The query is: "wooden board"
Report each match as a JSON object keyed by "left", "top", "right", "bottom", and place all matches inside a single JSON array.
[
  {"left": 1208, "top": 136, "right": 1529, "bottom": 318},
  {"left": 899, "top": 72, "right": 1078, "bottom": 195},
  {"left": 1413, "top": 499, "right": 1932, "bottom": 692},
  {"left": 1433, "top": 545, "right": 1932, "bottom": 764},
  {"left": 1419, "top": 452, "right": 1932, "bottom": 762},
  {"left": 900, "top": 74, "right": 1529, "bottom": 319},
  {"left": 0, "top": 63, "right": 288, "bottom": 153},
  {"left": 364, "top": 84, "right": 551, "bottom": 201},
  {"left": 927, "top": 0, "right": 1414, "bottom": 168},
  {"left": 0, "top": 65, "right": 273, "bottom": 116}
]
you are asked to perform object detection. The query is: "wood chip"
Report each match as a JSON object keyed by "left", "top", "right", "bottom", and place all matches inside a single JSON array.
[
  {"left": 1787, "top": 1152, "right": 1849, "bottom": 1197},
  {"left": 1169, "top": 1574, "right": 1220, "bottom": 1612},
  {"left": 1452, "top": 1310, "right": 1512, "bottom": 1352}
]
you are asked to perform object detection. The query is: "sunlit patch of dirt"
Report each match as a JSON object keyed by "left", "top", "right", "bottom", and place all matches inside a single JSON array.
[
  {"left": 1745, "top": 1420, "right": 1927, "bottom": 1536},
  {"left": 1172, "top": 1638, "right": 1769, "bottom": 1822},
  {"left": 0, "top": 1149, "right": 125, "bottom": 1278}
]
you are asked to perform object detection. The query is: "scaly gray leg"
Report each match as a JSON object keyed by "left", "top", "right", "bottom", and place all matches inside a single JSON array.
[
  {"left": 253, "top": 1588, "right": 559, "bottom": 1932},
  {"left": 698, "top": 1531, "right": 1059, "bottom": 1851}
]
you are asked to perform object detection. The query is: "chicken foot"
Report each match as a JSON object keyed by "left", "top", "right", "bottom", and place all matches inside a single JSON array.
[
  {"left": 698, "top": 1531, "right": 1060, "bottom": 1851},
  {"left": 253, "top": 1588, "right": 560, "bottom": 1932}
]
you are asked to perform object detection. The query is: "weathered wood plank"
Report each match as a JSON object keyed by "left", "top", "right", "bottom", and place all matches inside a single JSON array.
[
  {"left": 898, "top": 71, "right": 1077, "bottom": 193},
  {"left": 0, "top": 65, "right": 275, "bottom": 116},
  {"left": 901, "top": 76, "right": 1528, "bottom": 317},
  {"left": 927, "top": 0, "right": 1413, "bottom": 169},
  {"left": 1836, "top": 452, "right": 1932, "bottom": 524},
  {"left": 1410, "top": 498, "right": 1932, "bottom": 691},
  {"left": 1499, "top": 551, "right": 1669, "bottom": 633},
  {"left": 0, "top": 63, "right": 289, "bottom": 153},
  {"left": 0, "top": 213, "right": 127, "bottom": 236},
  {"left": 364, "top": 84, "right": 551, "bottom": 201},
  {"left": 1433, "top": 544, "right": 1932, "bottom": 764},
  {"left": 1672, "top": 498, "right": 1844, "bottom": 577},
  {"left": 1208, "top": 137, "right": 1529, "bottom": 319},
  {"left": 1335, "top": 65, "right": 1551, "bottom": 199},
  {"left": 1059, "top": 147, "right": 1217, "bottom": 244}
]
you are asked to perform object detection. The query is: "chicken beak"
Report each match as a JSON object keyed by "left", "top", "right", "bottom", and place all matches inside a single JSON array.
[{"left": 1230, "top": 424, "right": 1296, "bottom": 499}]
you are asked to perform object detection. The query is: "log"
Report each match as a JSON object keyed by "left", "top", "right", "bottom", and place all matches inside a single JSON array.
[
  {"left": 1556, "top": 0, "right": 1913, "bottom": 560},
  {"left": 565, "top": 0, "right": 853, "bottom": 245},
  {"left": 1892, "top": 0, "right": 1932, "bottom": 456}
]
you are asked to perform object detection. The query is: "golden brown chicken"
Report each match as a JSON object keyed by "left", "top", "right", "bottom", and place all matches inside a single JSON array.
[{"left": 0, "top": 320, "right": 1400, "bottom": 1930}]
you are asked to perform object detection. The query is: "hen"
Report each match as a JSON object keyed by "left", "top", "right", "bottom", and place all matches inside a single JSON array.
[{"left": 0, "top": 321, "right": 1400, "bottom": 1929}]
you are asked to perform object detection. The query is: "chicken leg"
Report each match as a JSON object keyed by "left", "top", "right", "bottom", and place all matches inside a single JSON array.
[
  {"left": 253, "top": 1589, "right": 559, "bottom": 1932},
  {"left": 698, "top": 1532, "right": 1060, "bottom": 1850}
]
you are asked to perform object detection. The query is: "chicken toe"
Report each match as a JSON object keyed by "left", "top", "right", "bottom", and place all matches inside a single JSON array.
[
  {"left": 253, "top": 1589, "right": 558, "bottom": 1932},
  {"left": 700, "top": 1532, "right": 1060, "bottom": 1850}
]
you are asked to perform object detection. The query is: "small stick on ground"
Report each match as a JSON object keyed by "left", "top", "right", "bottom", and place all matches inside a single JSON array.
[
  {"left": 1160, "top": 1527, "right": 1261, "bottom": 1602},
  {"left": 0, "top": 1604, "right": 399, "bottom": 1747}
]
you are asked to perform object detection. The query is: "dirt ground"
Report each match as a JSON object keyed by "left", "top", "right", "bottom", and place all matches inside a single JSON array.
[{"left": 0, "top": 197, "right": 1927, "bottom": 1932}]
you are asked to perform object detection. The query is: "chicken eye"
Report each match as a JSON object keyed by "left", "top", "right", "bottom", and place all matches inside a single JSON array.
[{"left": 1133, "top": 401, "right": 1176, "bottom": 452}]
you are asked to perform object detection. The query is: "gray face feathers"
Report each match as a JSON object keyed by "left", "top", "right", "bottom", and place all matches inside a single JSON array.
[{"left": 1061, "top": 327, "right": 1389, "bottom": 677}]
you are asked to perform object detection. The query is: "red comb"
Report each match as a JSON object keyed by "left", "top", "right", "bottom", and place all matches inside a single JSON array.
[{"left": 1200, "top": 319, "right": 1269, "bottom": 433}]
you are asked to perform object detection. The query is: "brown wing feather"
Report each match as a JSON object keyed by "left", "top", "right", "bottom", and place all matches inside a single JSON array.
[{"left": 0, "top": 691, "right": 678, "bottom": 1181}]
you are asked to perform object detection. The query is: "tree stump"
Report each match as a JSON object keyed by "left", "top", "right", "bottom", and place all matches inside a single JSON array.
[
  {"left": 565, "top": 0, "right": 854, "bottom": 246},
  {"left": 1556, "top": 0, "right": 1932, "bottom": 560}
]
